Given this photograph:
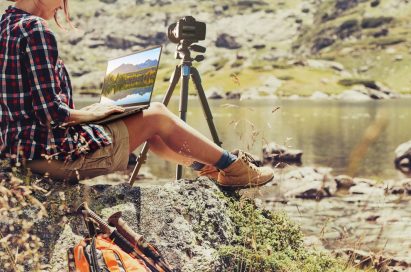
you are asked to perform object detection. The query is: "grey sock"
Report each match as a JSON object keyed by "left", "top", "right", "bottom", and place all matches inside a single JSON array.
[{"left": 214, "top": 150, "right": 237, "bottom": 170}]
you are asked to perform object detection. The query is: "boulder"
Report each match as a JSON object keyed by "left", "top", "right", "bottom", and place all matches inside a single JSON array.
[
  {"left": 263, "top": 142, "right": 303, "bottom": 164},
  {"left": 1, "top": 173, "right": 341, "bottom": 272},
  {"left": 310, "top": 91, "right": 329, "bottom": 100},
  {"left": 215, "top": 34, "right": 242, "bottom": 49},
  {"left": 207, "top": 91, "right": 224, "bottom": 100},
  {"left": 225, "top": 91, "right": 241, "bottom": 100},
  {"left": 337, "top": 89, "right": 372, "bottom": 101},
  {"left": 279, "top": 167, "right": 337, "bottom": 199},
  {"left": 394, "top": 140, "right": 411, "bottom": 168},
  {"left": 334, "top": 175, "right": 354, "bottom": 189}
]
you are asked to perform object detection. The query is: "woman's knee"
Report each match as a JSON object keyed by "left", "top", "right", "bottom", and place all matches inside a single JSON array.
[
  {"left": 146, "top": 102, "right": 176, "bottom": 134},
  {"left": 148, "top": 102, "right": 170, "bottom": 116}
]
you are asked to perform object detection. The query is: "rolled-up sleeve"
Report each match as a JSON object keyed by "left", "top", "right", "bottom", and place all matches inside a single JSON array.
[{"left": 23, "top": 20, "right": 70, "bottom": 127}]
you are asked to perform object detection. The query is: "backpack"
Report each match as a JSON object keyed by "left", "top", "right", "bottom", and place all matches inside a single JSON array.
[{"left": 68, "top": 202, "right": 173, "bottom": 272}]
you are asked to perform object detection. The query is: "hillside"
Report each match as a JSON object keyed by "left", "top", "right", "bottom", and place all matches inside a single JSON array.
[{"left": 1, "top": 0, "right": 411, "bottom": 97}]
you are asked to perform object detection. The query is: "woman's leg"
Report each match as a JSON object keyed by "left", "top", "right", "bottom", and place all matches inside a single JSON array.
[
  {"left": 122, "top": 102, "right": 225, "bottom": 166},
  {"left": 146, "top": 134, "right": 195, "bottom": 166}
]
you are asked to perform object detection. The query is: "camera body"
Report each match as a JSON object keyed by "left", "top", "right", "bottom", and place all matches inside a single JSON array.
[{"left": 168, "top": 16, "right": 206, "bottom": 43}]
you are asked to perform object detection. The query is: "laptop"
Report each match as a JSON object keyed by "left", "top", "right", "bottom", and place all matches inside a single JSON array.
[{"left": 88, "top": 46, "right": 162, "bottom": 125}]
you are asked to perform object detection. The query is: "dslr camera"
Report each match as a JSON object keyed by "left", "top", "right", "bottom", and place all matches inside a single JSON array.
[{"left": 167, "top": 16, "right": 206, "bottom": 43}]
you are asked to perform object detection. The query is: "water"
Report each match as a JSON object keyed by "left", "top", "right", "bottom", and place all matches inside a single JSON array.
[{"left": 74, "top": 97, "right": 411, "bottom": 180}]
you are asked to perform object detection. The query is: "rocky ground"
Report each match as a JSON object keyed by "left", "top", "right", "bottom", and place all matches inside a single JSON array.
[{"left": 1, "top": 172, "right": 362, "bottom": 272}]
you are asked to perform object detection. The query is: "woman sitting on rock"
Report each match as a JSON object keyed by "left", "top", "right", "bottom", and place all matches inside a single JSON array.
[{"left": 0, "top": 0, "right": 273, "bottom": 188}]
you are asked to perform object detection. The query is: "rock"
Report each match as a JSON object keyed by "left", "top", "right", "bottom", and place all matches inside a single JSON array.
[
  {"left": 337, "top": 89, "right": 372, "bottom": 101},
  {"left": 306, "top": 59, "right": 345, "bottom": 71},
  {"left": 395, "top": 140, "right": 411, "bottom": 168},
  {"left": 279, "top": 167, "right": 337, "bottom": 199},
  {"left": 105, "top": 34, "right": 141, "bottom": 49},
  {"left": 312, "top": 37, "right": 335, "bottom": 52},
  {"left": 395, "top": 54, "right": 403, "bottom": 61},
  {"left": 225, "top": 91, "right": 241, "bottom": 100},
  {"left": 100, "top": 0, "right": 117, "bottom": 3},
  {"left": 334, "top": 248, "right": 411, "bottom": 271},
  {"left": 310, "top": 91, "right": 329, "bottom": 100},
  {"left": 207, "top": 90, "right": 224, "bottom": 99},
  {"left": 215, "top": 34, "right": 242, "bottom": 49},
  {"left": 263, "top": 142, "right": 303, "bottom": 164},
  {"left": 349, "top": 182, "right": 384, "bottom": 196},
  {"left": 334, "top": 175, "right": 354, "bottom": 189},
  {"left": 2, "top": 175, "right": 336, "bottom": 271},
  {"left": 385, "top": 179, "right": 411, "bottom": 195}
]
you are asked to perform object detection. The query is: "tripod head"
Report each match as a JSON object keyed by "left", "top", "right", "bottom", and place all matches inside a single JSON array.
[{"left": 174, "top": 40, "right": 206, "bottom": 64}]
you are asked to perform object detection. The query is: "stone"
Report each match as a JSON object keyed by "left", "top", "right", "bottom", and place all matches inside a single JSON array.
[
  {"left": 279, "top": 167, "right": 337, "bottom": 199},
  {"left": 263, "top": 142, "right": 303, "bottom": 164},
  {"left": 225, "top": 91, "right": 241, "bottom": 100},
  {"left": 334, "top": 175, "right": 354, "bottom": 189},
  {"left": 337, "top": 90, "right": 372, "bottom": 101},
  {"left": 207, "top": 90, "right": 224, "bottom": 99},
  {"left": 395, "top": 140, "right": 411, "bottom": 168},
  {"left": 215, "top": 34, "right": 242, "bottom": 49},
  {"left": 310, "top": 91, "right": 329, "bottom": 100}
]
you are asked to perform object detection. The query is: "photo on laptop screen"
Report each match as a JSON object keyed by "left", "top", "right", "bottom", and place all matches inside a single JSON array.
[{"left": 100, "top": 46, "right": 162, "bottom": 106}]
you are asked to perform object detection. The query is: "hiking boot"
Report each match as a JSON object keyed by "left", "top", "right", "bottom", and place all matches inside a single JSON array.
[
  {"left": 197, "top": 164, "right": 219, "bottom": 180},
  {"left": 217, "top": 150, "right": 274, "bottom": 189},
  {"left": 196, "top": 150, "right": 262, "bottom": 180}
]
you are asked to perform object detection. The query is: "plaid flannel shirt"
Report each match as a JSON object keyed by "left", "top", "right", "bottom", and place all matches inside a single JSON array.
[{"left": 0, "top": 6, "right": 112, "bottom": 163}]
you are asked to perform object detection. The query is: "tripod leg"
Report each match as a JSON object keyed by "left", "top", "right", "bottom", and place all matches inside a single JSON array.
[
  {"left": 176, "top": 64, "right": 190, "bottom": 179},
  {"left": 190, "top": 67, "right": 223, "bottom": 147},
  {"left": 129, "top": 65, "right": 181, "bottom": 186}
]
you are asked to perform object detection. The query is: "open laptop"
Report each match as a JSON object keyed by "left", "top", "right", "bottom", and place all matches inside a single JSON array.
[{"left": 88, "top": 46, "right": 162, "bottom": 125}]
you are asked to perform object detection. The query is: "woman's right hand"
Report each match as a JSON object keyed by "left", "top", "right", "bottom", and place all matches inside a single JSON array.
[
  {"left": 82, "top": 103, "right": 125, "bottom": 122},
  {"left": 64, "top": 104, "right": 125, "bottom": 126}
]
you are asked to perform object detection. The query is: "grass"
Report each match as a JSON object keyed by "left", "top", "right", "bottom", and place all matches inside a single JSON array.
[{"left": 216, "top": 194, "right": 371, "bottom": 272}]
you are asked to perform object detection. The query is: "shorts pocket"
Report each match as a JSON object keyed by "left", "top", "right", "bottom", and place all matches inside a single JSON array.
[
  {"left": 63, "top": 145, "right": 114, "bottom": 172},
  {"left": 82, "top": 145, "right": 114, "bottom": 171}
]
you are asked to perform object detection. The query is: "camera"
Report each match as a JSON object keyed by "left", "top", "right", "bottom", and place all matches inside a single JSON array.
[{"left": 167, "top": 16, "right": 206, "bottom": 43}]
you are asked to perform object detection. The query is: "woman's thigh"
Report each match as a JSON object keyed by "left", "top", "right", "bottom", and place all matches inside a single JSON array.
[{"left": 26, "top": 120, "right": 130, "bottom": 182}]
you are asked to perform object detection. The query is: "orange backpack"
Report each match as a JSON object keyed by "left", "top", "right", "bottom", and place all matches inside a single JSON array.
[
  {"left": 68, "top": 202, "right": 173, "bottom": 272},
  {"left": 68, "top": 234, "right": 150, "bottom": 272}
]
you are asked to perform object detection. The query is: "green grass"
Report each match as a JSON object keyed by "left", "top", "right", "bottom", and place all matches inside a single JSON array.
[{"left": 216, "top": 195, "right": 372, "bottom": 272}]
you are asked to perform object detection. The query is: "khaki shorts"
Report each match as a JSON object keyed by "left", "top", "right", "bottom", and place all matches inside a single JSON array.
[{"left": 26, "top": 120, "right": 130, "bottom": 182}]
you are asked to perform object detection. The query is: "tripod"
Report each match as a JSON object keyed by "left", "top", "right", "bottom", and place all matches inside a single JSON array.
[{"left": 129, "top": 40, "right": 222, "bottom": 186}]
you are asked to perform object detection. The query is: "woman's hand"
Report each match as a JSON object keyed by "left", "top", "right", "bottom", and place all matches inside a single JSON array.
[
  {"left": 83, "top": 103, "right": 125, "bottom": 121},
  {"left": 64, "top": 104, "right": 125, "bottom": 126}
]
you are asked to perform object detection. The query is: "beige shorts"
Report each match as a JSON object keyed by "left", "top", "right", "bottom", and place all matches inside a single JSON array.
[{"left": 26, "top": 120, "right": 130, "bottom": 182}]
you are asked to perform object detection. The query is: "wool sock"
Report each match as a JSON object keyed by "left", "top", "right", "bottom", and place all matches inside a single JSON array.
[{"left": 214, "top": 150, "right": 237, "bottom": 170}]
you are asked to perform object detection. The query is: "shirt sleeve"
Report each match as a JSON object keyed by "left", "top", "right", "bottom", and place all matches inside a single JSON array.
[{"left": 23, "top": 19, "right": 70, "bottom": 128}]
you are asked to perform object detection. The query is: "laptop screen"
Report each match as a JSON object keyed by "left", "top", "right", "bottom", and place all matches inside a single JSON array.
[{"left": 100, "top": 46, "right": 162, "bottom": 107}]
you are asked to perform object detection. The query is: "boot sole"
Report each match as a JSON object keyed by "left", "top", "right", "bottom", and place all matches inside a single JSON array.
[{"left": 217, "top": 174, "right": 274, "bottom": 190}]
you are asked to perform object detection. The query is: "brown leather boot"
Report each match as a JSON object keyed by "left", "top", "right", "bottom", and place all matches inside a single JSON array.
[
  {"left": 197, "top": 164, "right": 219, "bottom": 180},
  {"left": 217, "top": 150, "right": 274, "bottom": 189}
]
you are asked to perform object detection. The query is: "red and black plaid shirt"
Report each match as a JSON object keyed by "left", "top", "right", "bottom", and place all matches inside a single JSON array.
[{"left": 0, "top": 6, "right": 112, "bottom": 163}]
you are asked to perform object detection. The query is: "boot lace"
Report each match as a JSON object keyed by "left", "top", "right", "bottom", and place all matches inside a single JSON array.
[{"left": 241, "top": 152, "right": 261, "bottom": 170}]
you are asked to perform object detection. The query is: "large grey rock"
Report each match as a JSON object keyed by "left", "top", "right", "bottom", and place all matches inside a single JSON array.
[
  {"left": 28, "top": 179, "right": 237, "bottom": 271},
  {"left": 395, "top": 140, "right": 411, "bottom": 168}
]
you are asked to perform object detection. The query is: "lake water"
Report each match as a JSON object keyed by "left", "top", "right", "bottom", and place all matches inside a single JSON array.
[{"left": 75, "top": 97, "right": 411, "bottom": 181}]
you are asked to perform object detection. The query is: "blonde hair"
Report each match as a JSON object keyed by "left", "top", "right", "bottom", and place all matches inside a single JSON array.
[{"left": 8, "top": 0, "right": 74, "bottom": 30}]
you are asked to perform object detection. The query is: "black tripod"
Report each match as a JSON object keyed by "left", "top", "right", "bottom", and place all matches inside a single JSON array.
[{"left": 129, "top": 40, "right": 222, "bottom": 186}]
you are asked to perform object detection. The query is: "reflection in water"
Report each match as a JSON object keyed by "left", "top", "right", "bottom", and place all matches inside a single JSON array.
[{"left": 75, "top": 97, "right": 411, "bottom": 180}]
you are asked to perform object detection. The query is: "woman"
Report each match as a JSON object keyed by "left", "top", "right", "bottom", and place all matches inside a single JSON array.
[{"left": 0, "top": 0, "right": 274, "bottom": 188}]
